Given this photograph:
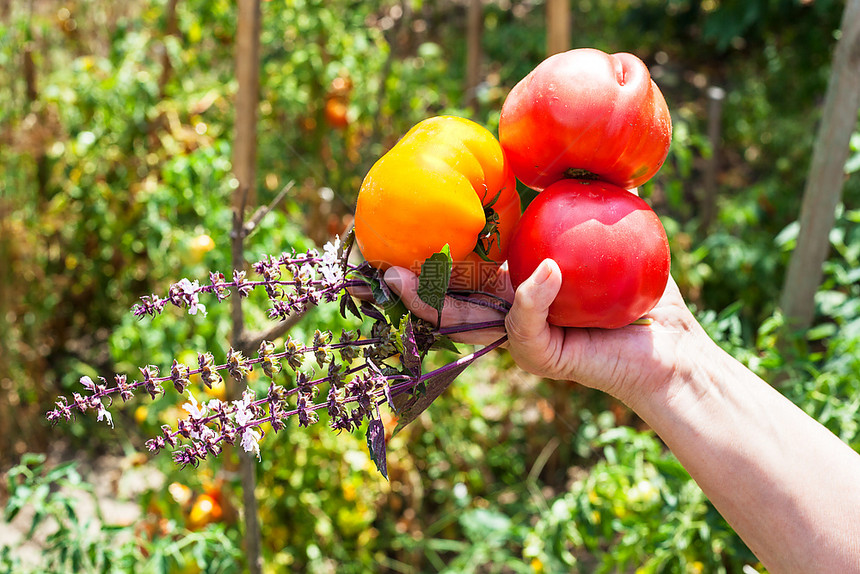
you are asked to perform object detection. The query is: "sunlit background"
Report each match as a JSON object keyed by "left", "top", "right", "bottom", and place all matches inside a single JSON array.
[{"left": 2, "top": 1, "right": 859, "bottom": 572}]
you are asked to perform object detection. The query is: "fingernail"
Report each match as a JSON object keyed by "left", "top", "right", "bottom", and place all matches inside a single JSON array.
[
  {"left": 533, "top": 259, "right": 553, "bottom": 285},
  {"left": 383, "top": 268, "right": 404, "bottom": 291}
]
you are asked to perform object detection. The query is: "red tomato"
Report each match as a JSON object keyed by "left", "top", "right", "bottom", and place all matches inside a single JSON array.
[
  {"left": 507, "top": 179, "right": 670, "bottom": 328},
  {"left": 499, "top": 48, "right": 672, "bottom": 191}
]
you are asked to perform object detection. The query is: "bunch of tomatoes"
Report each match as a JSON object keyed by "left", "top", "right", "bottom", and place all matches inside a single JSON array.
[{"left": 354, "top": 48, "right": 672, "bottom": 329}]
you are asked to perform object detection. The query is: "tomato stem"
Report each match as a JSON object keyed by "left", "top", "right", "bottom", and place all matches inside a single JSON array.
[
  {"left": 447, "top": 290, "right": 511, "bottom": 312},
  {"left": 473, "top": 207, "right": 502, "bottom": 262},
  {"left": 564, "top": 168, "right": 600, "bottom": 181}
]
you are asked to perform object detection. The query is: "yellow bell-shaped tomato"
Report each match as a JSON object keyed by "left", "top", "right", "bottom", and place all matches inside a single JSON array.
[{"left": 354, "top": 116, "right": 521, "bottom": 291}]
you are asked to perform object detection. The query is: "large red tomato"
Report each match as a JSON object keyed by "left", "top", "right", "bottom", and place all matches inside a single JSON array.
[
  {"left": 507, "top": 179, "right": 670, "bottom": 328},
  {"left": 499, "top": 48, "right": 672, "bottom": 191}
]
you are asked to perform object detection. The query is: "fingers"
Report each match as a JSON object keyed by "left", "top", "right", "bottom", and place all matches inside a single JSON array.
[
  {"left": 505, "top": 259, "right": 562, "bottom": 347},
  {"left": 346, "top": 282, "right": 373, "bottom": 301},
  {"left": 384, "top": 266, "right": 507, "bottom": 345},
  {"left": 382, "top": 267, "right": 437, "bottom": 324},
  {"left": 479, "top": 261, "right": 516, "bottom": 301}
]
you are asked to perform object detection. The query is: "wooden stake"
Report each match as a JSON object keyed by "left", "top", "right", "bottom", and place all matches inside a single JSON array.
[
  {"left": 231, "top": 1, "right": 263, "bottom": 572},
  {"left": 465, "top": 0, "right": 483, "bottom": 108},
  {"left": 546, "top": 0, "right": 571, "bottom": 56},
  {"left": 780, "top": 0, "right": 860, "bottom": 331}
]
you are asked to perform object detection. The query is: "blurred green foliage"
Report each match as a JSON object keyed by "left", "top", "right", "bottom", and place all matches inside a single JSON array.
[
  {"left": 1, "top": 453, "right": 242, "bottom": 574},
  {"left": 2, "top": 0, "right": 860, "bottom": 572}
]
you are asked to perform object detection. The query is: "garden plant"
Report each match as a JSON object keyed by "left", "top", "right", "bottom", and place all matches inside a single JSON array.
[{"left": 3, "top": 1, "right": 860, "bottom": 573}]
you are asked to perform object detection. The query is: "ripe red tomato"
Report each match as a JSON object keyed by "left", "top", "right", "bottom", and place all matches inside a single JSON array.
[
  {"left": 499, "top": 48, "right": 672, "bottom": 191},
  {"left": 507, "top": 179, "right": 670, "bottom": 328}
]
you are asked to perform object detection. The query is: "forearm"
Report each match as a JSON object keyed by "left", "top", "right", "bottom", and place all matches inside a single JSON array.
[
  {"left": 462, "top": 260, "right": 860, "bottom": 569},
  {"left": 630, "top": 331, "right": 860, "bottom": 573}
]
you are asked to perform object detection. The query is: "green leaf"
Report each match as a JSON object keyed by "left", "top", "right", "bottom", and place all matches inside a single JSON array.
[
  {"left": 381, "top": 299, "right": 409, "bottom": 328},
  {"left": 417, "top": 245, "right": 452, "bottom": 327},
  {"left": 361, "top": 268, "right": 409, "bottom": 326},
  {"left": 430, "top": 335, "right": 460, "bottom": 354}
]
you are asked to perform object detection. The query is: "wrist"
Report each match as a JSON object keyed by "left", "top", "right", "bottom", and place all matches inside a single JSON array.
[{"left": 620, "top": 314, "right": 728, "bottom": 422}]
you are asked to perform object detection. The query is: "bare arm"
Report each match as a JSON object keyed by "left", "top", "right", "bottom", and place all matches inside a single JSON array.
[
  {"left": 635, "top": 328, "right": 860, "bottom": 573},
  {"left": 384, "top": 260, "right": 860, "bottom": 573}
]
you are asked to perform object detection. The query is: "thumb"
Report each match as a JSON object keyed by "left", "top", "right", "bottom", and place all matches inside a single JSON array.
[{"left": 505, "top": 258, "right": 562, "bottom": 345}]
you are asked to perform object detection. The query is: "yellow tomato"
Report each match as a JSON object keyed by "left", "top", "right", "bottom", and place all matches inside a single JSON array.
[{"left": 354, "top": 116, "right": 521, "bottom": 291}]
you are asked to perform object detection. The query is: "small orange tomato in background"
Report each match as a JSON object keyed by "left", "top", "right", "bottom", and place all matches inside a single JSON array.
[
  {"left": 324, "top": 96, "right": 349, "bottom": 129},
  {"left": 324, "top": 73, "right": 352, "bottom": 129},
  {"left": 186, "top": 493, "right": 223, "bottom": 530}
]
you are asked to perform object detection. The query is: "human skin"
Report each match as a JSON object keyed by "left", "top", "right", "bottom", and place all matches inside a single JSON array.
[{"left": 382, "top": 260, "right": 860, "bottom": 574}]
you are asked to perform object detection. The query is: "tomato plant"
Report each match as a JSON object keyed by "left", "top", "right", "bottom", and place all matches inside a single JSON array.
[
  {"left": 507, "top": 179, "right": 670, "bottom": 328},
  {"left": 499, "top": 48, "right": 672, "bottom": 191},
  {"left": 354, "top": 115, "right": 521, "bottom": 290}
]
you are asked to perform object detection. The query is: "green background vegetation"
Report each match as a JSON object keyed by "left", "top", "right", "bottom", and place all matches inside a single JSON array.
[{"left": 2, "top": 0, "right": 859, "bottom": 572}]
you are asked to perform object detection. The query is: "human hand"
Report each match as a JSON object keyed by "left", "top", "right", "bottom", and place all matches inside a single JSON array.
[
  {"left": 384, "top": 259, "right": 706, "bottom": 407},
  {"left": 380, "top": 265, "right": 513, "bottom": 346}
]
